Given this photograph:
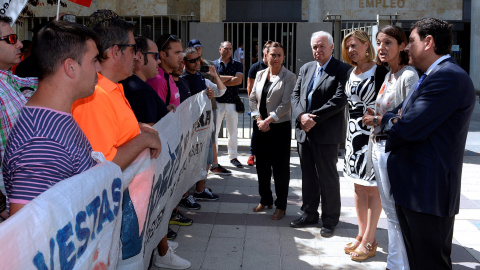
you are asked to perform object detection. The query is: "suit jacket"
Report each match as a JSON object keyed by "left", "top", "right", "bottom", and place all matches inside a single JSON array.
[
  {"left": 381, "top": 58, "right": 476, "bottom": 217},
  {"left": 291, "top": 57, "right": 351, "bottom": 144},
  {"left": 249, "top": 66, "right": 297, "bottom": 123}
]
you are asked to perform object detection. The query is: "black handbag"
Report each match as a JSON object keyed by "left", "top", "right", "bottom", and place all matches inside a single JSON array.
[{"left": 234, "top": 96, "right": 245, "bottom": 113}]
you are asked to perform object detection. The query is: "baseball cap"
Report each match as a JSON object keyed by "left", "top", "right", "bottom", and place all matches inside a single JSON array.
[{"left": 188, "top": 39, "right": 202, "bottom": 48}]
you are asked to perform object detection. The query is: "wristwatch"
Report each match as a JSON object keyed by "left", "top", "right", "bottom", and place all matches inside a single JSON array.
[{"left": 374, "top": 116, "right": 379, "bottom": 127}]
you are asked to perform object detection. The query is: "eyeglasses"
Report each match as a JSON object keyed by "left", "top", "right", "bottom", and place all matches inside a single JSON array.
[
  {"left": 160, "top": 35, "right": 179, "bottom": 51},
  {"left": 0, "top": 34, "right": 18, "bottom": 45},
  {"left": 141, "top": 51, "right": 160, "bottom": 61},
  {"left": 114, "top": 44, "right": 137, "bottom": 54},
  {"left": 185, "top": 56, "right": 201, "bottom": 63}
]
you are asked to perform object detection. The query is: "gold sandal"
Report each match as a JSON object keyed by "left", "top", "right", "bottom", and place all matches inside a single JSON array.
[
  {"left": 272, "top": 208, "right": 285, "bottom": 220},
  {"left": 344, "top": 235, "right": 362, "bottom": 254},
  {"left": 253, "top": 203, "right": 273, "bottom": 212},
  {"left": 350, "top": 240, "right": 377, "bottom": 262}
]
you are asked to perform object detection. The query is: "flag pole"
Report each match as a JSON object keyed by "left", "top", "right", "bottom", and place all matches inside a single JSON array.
[{"left": 56, "top": 0, "right": 61, "bottom": 20}]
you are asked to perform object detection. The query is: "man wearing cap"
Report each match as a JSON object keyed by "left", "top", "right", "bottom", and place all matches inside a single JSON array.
[{"left": 188, "top": 39, "right": 232, "bottom": 175}]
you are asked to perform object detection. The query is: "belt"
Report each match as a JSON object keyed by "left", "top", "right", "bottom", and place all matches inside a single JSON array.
[{"left": 374, "top": 135, "right": 388, "bottom": 142}]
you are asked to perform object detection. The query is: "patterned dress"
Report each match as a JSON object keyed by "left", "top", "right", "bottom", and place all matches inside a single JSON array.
[{"left": 344, "top": 65, "right": 378, "bottom": 186}]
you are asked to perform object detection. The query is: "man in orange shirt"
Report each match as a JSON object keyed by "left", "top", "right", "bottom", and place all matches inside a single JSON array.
[{"left": 72, "top": 10, "right": 189, "bottom": 269}]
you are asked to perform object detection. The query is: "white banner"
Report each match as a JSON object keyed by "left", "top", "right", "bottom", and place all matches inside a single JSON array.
[
  {"left": 1, "top": 0, "right": 28, "bottom": 25},
  {"left": 0, "top": 93, "right": 212, "bottom": 270}
]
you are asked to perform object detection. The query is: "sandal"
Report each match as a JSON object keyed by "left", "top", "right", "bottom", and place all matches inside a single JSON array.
[
  {"left": 253, "top": 203, "right": 273, "bottom": 212},
  {"left": 350, "top": 240, "right": 377, "bottom": 261},
  {"left": 272, "top": 208, "right": 285, "bottom": 220},
  {"left": 344, "top": 235, "right": 362, "bottom": 254}
]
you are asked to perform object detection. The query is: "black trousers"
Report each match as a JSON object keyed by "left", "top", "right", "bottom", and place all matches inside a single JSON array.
[
  {"left": 395, "top": 204, "right": 455, "bottom": 270},
  {"left": 298, "top": 139, "right": 340, "bottom": 227},
  {"left": 253, "top": 121, "right": 291, "bottom": 210}
]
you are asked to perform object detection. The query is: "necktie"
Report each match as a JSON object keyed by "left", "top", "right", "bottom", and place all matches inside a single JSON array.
[
  {"left": 312, "top": 67, "right": 323, "bottom": 90},
  {"left": 414, "top": 74, "right": 427, "bottom": 92},
  {"left": 401, "top": 74, "right": 427, "bottom": 112},
  {"left": 307, "top": 67, "right": 323, "bottom": 111}
]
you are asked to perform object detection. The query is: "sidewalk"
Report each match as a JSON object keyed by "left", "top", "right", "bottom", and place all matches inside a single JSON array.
[{"left": 154, "top": 99, "right": 480, "bottom": 270}]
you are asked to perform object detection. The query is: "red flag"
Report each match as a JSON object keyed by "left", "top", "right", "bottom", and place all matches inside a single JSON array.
[{"left": 69, "top": 0, "right": 92, "bottom": 7}]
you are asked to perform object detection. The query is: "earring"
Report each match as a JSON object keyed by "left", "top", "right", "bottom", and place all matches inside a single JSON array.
[{"left": 366, "top": 50, "right": 369, "bottom": 56}]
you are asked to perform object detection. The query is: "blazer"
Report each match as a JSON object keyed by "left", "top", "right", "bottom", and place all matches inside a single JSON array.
[
  {"left": 291, "top": 57, "right": 351, "bottom": 144},
  {"left": 381, "top": 58, "right": 476, "bottom": 217},
  {"left": 249, "top": 66, "right": 296, "bottom": 123}
]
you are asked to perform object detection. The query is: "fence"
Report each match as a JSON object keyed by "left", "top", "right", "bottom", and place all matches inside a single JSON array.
[{"left": 20, "top": 14, "right": 196, "bottom": 48}]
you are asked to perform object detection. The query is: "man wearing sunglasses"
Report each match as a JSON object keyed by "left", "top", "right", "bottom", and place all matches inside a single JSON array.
[
  {"left": 121, "top": 37, "right": 168, "bottom": 125},
  {"left": 0, "top": 15, "right": 38, "bottom": 220},
  {"left": 120, "top": 36, "right": 191, "bottom": 270},
  {"left": 213, "top": 41, "right": 244, "bottom": 168},
  {"left": 146, "top": 34, "right": 183, "bottom": 112},
  {"left": 181, "top": 47, "right": 226, "bottom": 201},
  {"left": 71, "top": 11, "right": 166, "bottom": 267}
]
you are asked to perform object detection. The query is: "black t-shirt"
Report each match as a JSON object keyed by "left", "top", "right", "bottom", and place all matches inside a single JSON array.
[
  {"left": 248, "top": 60, "right": 268, "bottom": 79},
  {"left": 181, "top": 70, "right": 207, "bottom": 96},
  {"left": 15, "top": 56, "right": 40, "bottom": 78},
  {"left": 174, "top": 77, "right": 191, "bottom": 103},
  {"left": 120, "top": 75, "right": 168, "bottom": 123},
  {"left": 260, "top": 80, "right": 272, "bottom": 119}
]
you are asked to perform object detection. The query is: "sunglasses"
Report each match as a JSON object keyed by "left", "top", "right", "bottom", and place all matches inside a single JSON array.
[
  {"left": 185, "top": 56, "right": 201, "bottom": 63},
  {"left": 114, "top": 43, "right": 137, "bottom": 54},
  {"left": 160, "top": 35, "right": 179, "bottom": 51},
  {"left": 142, "top": 51, "right": 160, "bottom": 61},
  {"left": 0, "top": 34, "right": 18, "bottom": 45}
]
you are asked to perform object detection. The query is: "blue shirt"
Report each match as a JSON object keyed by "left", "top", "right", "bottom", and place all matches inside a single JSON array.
[{"left": 213, "top": 57, "right": 243, "bottom": 104}]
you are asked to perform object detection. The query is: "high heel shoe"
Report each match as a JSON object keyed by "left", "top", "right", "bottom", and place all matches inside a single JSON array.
[
  {"left": 350, "top": 240, "right": 377, "bottom": 262},
  {"left": 344, "top": 235, "right": 362, "bottom": 254},
  {"left": 272, "top": 208, "right": 285, "bottom": 220},
  {"left": 253, "top": 203, "right": 273, "bottom": 212}
]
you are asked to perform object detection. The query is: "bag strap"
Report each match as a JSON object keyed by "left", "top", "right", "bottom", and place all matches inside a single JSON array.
[{"left": 164, "top": 71, "right": 171, "bottom": 106}]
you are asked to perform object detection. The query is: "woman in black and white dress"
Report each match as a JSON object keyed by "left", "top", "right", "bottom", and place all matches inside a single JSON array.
[{"left": 341, "top": 29, "right": 388, "bottom": 262}]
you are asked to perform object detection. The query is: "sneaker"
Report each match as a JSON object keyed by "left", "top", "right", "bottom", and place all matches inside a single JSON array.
[
  {"left": 247, "top": 155, "right": 255, "bottom": 166},
  {"left": 154, "top": 247, "right": 191, "bottom": 269},
  {"left": 167, "top": 227, "right": 177, "bottom": 240},
  {"left": 210, "top": 164, "right": 232, "bottom": 175},
  {"left": 167, "top": 240, "right": 179, "bottom": 251},
  {"left": 193, "top": 188, "right": 219, "bottom": 201},
  {"left": 169, "top": 210, "right": 193, "bottom": 226},
  {"left": 178, "top": 195, "right": 201, "bottom": 210},
  {"left": 230, "top": 158, "right": 243, "bottom": 168}
]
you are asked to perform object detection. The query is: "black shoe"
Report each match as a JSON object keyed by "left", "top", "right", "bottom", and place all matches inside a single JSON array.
[
  {"left": 167, "top": 227, "right": 177, "bottom": 240},
  {"left": 320, "top": 226, "right": 335, "bottom": 237},
  {"left": 169, "top": 210, "right": 193, "bottom": 226},
  {"left": 290, "top": 215, "right": 319, "bottom": 228}
]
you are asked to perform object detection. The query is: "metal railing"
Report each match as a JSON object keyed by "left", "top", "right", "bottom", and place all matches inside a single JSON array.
[{"left": 20, "top": 14, "right": 196, "bottom": 47}]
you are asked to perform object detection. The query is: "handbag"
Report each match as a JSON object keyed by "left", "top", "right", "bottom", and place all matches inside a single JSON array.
[{"left": 234, "top": 96, "right": 245, "bottom": 113}]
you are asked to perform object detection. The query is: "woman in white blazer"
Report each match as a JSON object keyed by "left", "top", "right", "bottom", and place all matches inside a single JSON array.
[{"left": 249, "top": 42, "right": 296, "bottom": 220}]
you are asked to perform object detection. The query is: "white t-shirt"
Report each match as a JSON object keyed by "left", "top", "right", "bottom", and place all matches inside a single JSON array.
[{"left": 233, "top": 48, "right": 244, "bottom": 62}]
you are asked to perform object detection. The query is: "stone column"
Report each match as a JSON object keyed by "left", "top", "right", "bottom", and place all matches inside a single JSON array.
[
  {"left": 471, "top": 0, "right": 480, "bottom": 96},
  {"left": 200, "top": 0, "right": 225, "bottom": 23},
  {"left": 308, "top": 0, "right": 324, "bottom": 22}
]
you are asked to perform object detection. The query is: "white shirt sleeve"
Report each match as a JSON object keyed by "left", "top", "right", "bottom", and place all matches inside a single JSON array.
[{"left": 205, "top": 78, "right": 226, "bottom": 97}]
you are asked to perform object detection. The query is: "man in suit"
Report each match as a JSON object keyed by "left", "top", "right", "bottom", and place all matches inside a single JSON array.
[
  {"left": 381, "top": 18, "right": 475, "bottom": 269},
  {"left": 291, "top": 31, "right": 350, "bottom": 237}
]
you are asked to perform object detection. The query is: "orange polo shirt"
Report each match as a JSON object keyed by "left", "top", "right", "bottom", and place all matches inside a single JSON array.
[{"left": 72, "top": 73, "right": 140, "bottom": 161}]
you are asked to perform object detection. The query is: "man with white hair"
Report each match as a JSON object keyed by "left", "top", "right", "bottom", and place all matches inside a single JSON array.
[{"left": 290, "top": 31, "right": 350, "bottom": 237}]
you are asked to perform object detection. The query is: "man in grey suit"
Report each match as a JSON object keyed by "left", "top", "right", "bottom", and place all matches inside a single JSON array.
[{"left": 291, "top": 31, "right": 350, "bottom": 237}]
